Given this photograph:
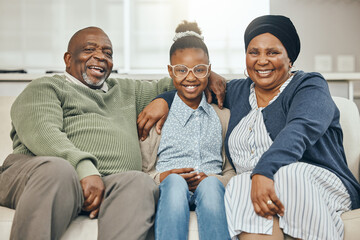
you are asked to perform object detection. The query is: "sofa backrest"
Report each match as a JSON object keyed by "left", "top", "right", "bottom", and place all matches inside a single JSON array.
[
  {"left": 1, "top": 96, "right": 359, "bottom": 182},
  {"left": 332, "top": 97, "right": 360, "bottom": 182}
]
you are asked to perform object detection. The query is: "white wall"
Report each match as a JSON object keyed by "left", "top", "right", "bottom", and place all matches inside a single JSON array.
[
  {"left": 270, "top": 0, "right": 360, "bottom": 72},
  {"left": 270, "top": 0, "right": 360, "bottom": 98},
  {"left": 1, "top": 0, "right": 359, "bottom": 100},
  {"left": 0, "top": 0, "right": 269, "bottom": 74}
]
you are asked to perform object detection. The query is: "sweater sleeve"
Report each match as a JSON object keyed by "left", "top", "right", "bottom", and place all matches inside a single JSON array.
[
  {"left": 10, "top": 78, "right": 100, "bottom": 180},
  {"left": 252, "top": 76, "right": 336, "bottom": 180},
  {"left": 134, "top": 77, "right": 175, "bottom": 116},
  {"left": 223, "top": 79, "right": 236, "bottom": 109}
]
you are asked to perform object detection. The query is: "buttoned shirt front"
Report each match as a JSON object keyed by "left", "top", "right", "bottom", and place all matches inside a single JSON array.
[
  {"left": 156, "top": 92, "right": 223, "bottom": 175},
  {"left": 228, "top": 75, "right": 293, "bottom": 174}
]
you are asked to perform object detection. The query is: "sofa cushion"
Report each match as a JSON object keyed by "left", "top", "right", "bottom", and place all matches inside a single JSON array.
[
  {"left": 342, "top": 209, "right": 360, "bottom": 240},
  {"left": 0, "top": 207, "right": 200, "bottom": 240},
  {"left": 0, "top": 206, "right": 12, "bottom": 240}
]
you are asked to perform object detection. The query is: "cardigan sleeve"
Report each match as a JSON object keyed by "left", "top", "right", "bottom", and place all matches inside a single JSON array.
[
  {"left": 252, "top": 75, "right": 336, "bottom": 180},
  {"left": 153, "top": 89, "right": 177, "bottom": 109},
  {"left": 223, "top": 79, "right": 238, "bottom": 109}
]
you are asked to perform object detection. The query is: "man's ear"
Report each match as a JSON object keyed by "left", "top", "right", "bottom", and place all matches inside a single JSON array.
[{"left": 64, "top": 52, "right": 71, "bottom": 68}]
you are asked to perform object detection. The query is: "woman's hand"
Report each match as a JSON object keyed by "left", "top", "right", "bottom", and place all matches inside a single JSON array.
[
  {"left": 159, "top": 168, "right": 194, "bottom": 183},
  {"left": 251, "top": 174, "right": 284, "bottom": 219},
  {"left": 137, "top": 98, "right": 169, "bottom": 141}
]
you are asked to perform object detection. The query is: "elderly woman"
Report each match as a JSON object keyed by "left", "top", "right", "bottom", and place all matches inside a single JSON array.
[
  {"left": 222, "top": 15, "right": 360, "bottom": 240},
  {"left": 138, "top": 15, "right": 360, "bottom": 240}
]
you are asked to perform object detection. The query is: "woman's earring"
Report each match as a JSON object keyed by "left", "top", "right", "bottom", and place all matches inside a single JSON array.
[
  {"left": 288, "top": 64, "right": 296, "bottom": 78},
  {"left": 244, "top": 69, "right": 249, "bottom": 78}
]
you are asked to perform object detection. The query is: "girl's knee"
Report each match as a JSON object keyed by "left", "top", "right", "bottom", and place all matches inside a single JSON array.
[
  {"left": 159, "top": 174, "right": 189, "bottom": 201},
  {"left": 196, "top": 177, "right": 225, "bottom": 206},
  {"left": 197, "top": 176, "right": 224, "bottom": 193},
  {"left": 161, "top": 173, "right": 188, "bottom": 189}
]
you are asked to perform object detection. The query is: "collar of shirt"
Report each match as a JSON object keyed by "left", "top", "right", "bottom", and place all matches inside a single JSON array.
[
  {"left": 63, "top": 71, "right": 109, "bottom": 92},
  {"left": 249, "top": 74, "right": 294, "bottom": 109},
  {"left": 172, "top": 92, "right": 212, "bottom": 127}
]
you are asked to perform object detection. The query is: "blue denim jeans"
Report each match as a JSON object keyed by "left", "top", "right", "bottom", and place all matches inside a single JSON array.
[{"left": 155, "top": 174, "right": 231, "bottom": 240}]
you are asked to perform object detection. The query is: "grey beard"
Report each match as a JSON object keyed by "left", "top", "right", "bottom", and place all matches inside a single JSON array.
[{"left": 82, "top": 72, "right": 106, "bottom": 87}]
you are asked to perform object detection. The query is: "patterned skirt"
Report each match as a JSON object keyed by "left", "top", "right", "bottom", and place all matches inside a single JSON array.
[{"left": 225, "top": 162, "right": 351, "bottom": 240}]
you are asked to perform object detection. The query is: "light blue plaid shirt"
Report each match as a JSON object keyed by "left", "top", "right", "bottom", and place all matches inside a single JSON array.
[{"left": 156, "top": 92, "right": 223, "bottom": 174}]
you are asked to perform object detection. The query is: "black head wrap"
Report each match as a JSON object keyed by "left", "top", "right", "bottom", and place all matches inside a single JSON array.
[{"left": 244, "top": 15, "right": 301, "bottom": 63}]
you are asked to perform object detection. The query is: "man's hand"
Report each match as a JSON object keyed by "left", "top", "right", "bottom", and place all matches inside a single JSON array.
[
  {"left": 159, "top": 168, "right": 194, "bottom": 183},
  {"left": 137, "top": 98, "right": 169, "bottom": 141},
  {"left": 205, "top": 71, "right": 226, "bottom": 109},
  {"left": 251, "top": 174, "right": 284, "bottom": 220},
  {"left": 184, "top": 172, "right": 207, "bottom": 192},
  {"left": 80, "top": 175, "right": 105, "bottom": 219}
]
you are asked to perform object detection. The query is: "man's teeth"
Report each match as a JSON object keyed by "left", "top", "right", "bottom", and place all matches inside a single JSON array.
[
  {"left": 185, "top": 85, "right": 197, "bottom": 89},
  {"left": 89, "top": 66, "right": 104, "bottom": 72},
  {"left": 257, "top": 70, "right": 272, "bottom": 74}
]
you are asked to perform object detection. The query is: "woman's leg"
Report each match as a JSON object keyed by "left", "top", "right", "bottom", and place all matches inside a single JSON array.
[
  {"left": 225, "top": 163, "right": 351, "bottom": 240},
  {"left": 273, "top": 163, "right": 351, "bottom": 240},
  {"left": 155, "top": 173, "right": 190, "bottom": 240},
  {"left": 195, "top": 176, "right": 231, "bottom": 240},
  {"left": 225, "top": 173, "right": 277, "bottom": 239},
  {"left": 238, "top": 216, "right": 284, "bottom": 240}
]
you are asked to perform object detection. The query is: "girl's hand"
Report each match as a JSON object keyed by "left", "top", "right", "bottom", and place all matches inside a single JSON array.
[
  {"left": 185, "top": 172, "right": 208, "bottom": 192},
  {"left": 159, "top": 168, "right": 194, "bottom": 182}
]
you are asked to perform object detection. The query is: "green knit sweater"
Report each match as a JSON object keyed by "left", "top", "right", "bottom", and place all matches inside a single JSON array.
[{"left": 10, "top": 75, "right": 174, "bottom": 179}]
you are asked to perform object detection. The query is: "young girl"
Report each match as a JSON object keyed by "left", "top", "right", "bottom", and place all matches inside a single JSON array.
[{"left": 141, "top": 21, "right": 234, "bottom": 240}]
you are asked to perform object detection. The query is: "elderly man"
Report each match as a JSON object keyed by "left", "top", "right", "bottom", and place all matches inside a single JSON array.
[{"left": 0, "top": 27, "right": 225, "bottom": 240}]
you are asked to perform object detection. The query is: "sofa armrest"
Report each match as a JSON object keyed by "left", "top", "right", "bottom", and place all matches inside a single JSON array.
[{"left": 332, "top": 97, "right": 360, "bottom": 182}]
